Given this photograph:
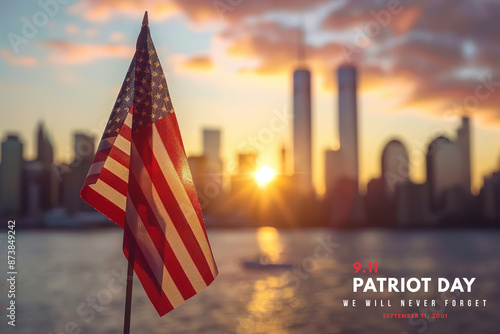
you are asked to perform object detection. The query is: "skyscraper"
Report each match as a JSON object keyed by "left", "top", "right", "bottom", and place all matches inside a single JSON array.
[
  {"left": 337, "top": 64, "right": 359, "bottom": 188},
  {"left": 36, "top": 122, "right": 57, "bottom": 210},
  {"left": 203, "top": 129, "right": 221, "bottom": 166},
  {"left": 37, "top": 121, "right": 53, "bottom": 164},
  {"left": 324, "top": 64, "right": 362, "bottom": 226},
  {"left": 381, "top": 139, "right": 410, "bottom": 196},
  {"left": 280, "top": 145, "right": 287, "bottom": 175},
  {"left": 202, "top": 128, "right": 223, "bottom": 192},
  {"left": 426, "top": 117, "right": 472, "bottom": 215},
  {"left": 365, "top": 139, "right": 410, "bottom": 226},
  {"left": 63, "top": 133, "right": 95, "bottom": 213},
  {"left": 426, "top": 136, "right": 466, "bottom": 211},
  {"left": 457, "top": 116, "right": 471, "bottom": 192},
  {"left": 293, "top": 68, "right": 312, "bottom": 193},
  {"left": 0, "top": 135, "right": 23, "bottom": 215}
]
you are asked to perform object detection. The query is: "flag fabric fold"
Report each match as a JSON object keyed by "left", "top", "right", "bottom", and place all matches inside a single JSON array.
[{"left": 80, "top": 12, "right": 218, "bottom": 316}]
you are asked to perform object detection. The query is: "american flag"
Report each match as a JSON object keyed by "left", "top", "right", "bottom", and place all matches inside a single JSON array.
[{"left": 80, "top": 13, "right": 218, "bottom": 316}]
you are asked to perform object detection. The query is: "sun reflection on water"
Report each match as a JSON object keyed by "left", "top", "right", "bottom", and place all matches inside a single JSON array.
[
  {"left": 237, "top": 227, "right": 296, "bottom": 333},
  {"left": 257, "top": 226, "right": 283, "bottom": 263}
]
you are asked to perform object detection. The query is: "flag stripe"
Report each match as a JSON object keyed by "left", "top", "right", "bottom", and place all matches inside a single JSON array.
[
  {"left": 123, "top": 226, "right": 174, "bottom": 315},
  {"left": 93, "top": 147, "right": 112, "bottom": 163},
  {"left": 80, "top": 185, "right": 126, "bottom": 228},
  {"left": 83, "top": 173, "right": 100, "bottom": 187},
  {"left": 108, "top": 146, "right": 130, "bottom": 168},
  {"left": 127, "top": 172, "right": 199, "bottom": 298},
  {"left": 88, "top": 161, "right": 105, "bottom": 176},
  {"left": 81, "top": 25, "right": 218, "bottom": 317},
  {"left": 152, "top": 121, "right": 218, "bottom": 278},
  {"left": 89, "top": 179, "right": 127, "bottom": 211},
  {"left": 129, "top": 140, "right": 211, "bottom": 292},
  {"left": 114, "top": 132, "right": 132, "bottom": 154},
  {"left": 125, "top": 196, "right": 185, "bottom": 307},
  {"left": 120, "top": 123, "right": 132, "bottom": 141},
  {"left": 155, "top": 116, "right": 208, "bottom": 236},
  {"left": 96, "top": 137, "right": 113, "bottom": 151},
  {"left": 102, "top": 156, "right": 129, "bottom": 183},
  {"left": 132, "top": 123, "right": 216, "bottom": 284},
  {"left": 99, "top": 168, "right": 128, "bottom": 197}
]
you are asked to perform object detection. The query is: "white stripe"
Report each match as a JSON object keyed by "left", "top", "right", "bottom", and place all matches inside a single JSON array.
[
  {"left": 152, "top": 125, "right": 217, "bottom": 278},
  {"left": 130, "top": 142, "right": 208, "bottom": 292},
  {"left": 88, "top": 161, "right": 105, "bottom": 176},
  {"left": 124, "top": 112, "right": 133, "bottom": 126},
  {"left": 125, "top": 197, "right": 185, "bottom": 307},
  {"left": 114, "top": 134, "right": 131, "bottom": 154},
  {"left": 103, "top": 157, "right": 129, "bottom": 182},
  {"left": 89, "top": 179, "right": 127, "bottom": 211}
]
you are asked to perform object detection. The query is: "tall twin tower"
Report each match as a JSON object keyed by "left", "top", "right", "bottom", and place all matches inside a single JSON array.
[{"left": 292, "top": 63, "right": 359, "bottom": 198}]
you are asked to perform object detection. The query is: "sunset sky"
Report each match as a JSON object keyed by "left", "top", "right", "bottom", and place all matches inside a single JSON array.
[{"left": 2, "top": 0, "right": 500, "bottom": 194}]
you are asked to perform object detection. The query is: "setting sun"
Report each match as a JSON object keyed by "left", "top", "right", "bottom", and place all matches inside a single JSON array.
[{"left": 255, "top": 167, "right": 275, "bottom": 187}]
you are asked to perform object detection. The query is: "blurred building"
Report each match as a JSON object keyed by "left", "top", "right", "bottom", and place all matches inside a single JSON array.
[
  {"left": 231, "top": 152, "right": 258, "bottom": 197},
  {"left": 203, "top": 129, "right": 222, "bottom": 180},
  {"left": 229, "top": 152, "right": 259, "bottom": 225},
  {"left": 23, "top": 160, "right": 43, "bottom": 218},
  {"left": 365, "top": 139, "right": 410, "bottom": 226},
  {"left": 293, "top": 68, "right": 312, "bottom": 194},
  {"left": 381, "top": 139, "right": 410, "bottom": 196},
  {"left": 36, "top": 122, "right": 58, "bottom": 211},
  {"left": 62, "top": 133, "right": 95, "bottom": 214},
  {"left": 324, "top": 149, "right": 345, "bottom": 195},
  {"left": 364, "top": 177, "right": 385, "bottom": 226},
  {"left": 425, "top": 117, "right": 472, "bottom": 220},
  {"left": 37, "top": 121, "right": 53, "bottom": 163},
  {"left": 481, "top": 171, "right": 500, "bottom": 224},
  {"left": 457, "top": 116, "right": 471, "bottom": 192},
  {"left": 324, "top": 64, "right": 362, "bottom": 226},
  {"left": 396, "top": 182, "right": 432, "bottom": 226},
  {"left": 280, "top": 145, "right": 287, "bottom": 175},
  {"left": 0, "top": 135, "right": 23, "bottom": 216},
  {"left": 337, "top": 64, "right": 359, "bottom": 187},
  {"left": 188, "top": 155, "right": 211, "bottom": 210}
]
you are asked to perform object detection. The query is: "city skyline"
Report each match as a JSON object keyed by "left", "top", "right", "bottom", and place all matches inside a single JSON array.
[
  {"left": 2, "top": 100, "right": 500, "bottom": 198},
  {"left": 3, "top": 108, "right": 500, "bottom": 227},
  {"left": 2, "top": 1, "right": 500, "bottom": 195}
]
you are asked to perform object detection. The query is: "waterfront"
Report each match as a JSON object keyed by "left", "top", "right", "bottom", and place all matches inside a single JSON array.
[{"left": 1, "top": 228, "right": 499, "bottom": 334}]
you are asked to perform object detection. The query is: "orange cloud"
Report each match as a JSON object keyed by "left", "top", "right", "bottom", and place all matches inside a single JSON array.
[
  {"left": 109, "top": 31, "right": 125, "bottom": 42},
  {"left": 65, "top": 24, "right": 80, "bottom": 35},
  {"left": 70, "top": 0, "right": 326, "bottom": 23},
  {"left": 0, "top": 49, "right": 37, "bottom": 67},
  {"left": 66, "top": 0, "right": 500, "bottom": 125},
  {"left": 69, "top": 0, "right": 178, "bottom": 22},
  {"left": 182, "top": 55, "right": 213, "bottom": 72},
  {"left": 44, "top": 41, "right": 133, "bottom": 63}
]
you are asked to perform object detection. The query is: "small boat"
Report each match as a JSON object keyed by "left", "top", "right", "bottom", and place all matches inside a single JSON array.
[{"left": 242, "top": 254, "right": 294, "bottom": 270}]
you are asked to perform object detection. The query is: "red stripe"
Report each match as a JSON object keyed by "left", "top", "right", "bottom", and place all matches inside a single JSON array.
[
  {"left": 123, "top": 226, "right": 174, "bottom": 316},
  {"left": 127, "top": 171, "right": 198, "bottom": 299},
  {"left": 93, "top": 147, "right": 111, "bottom": 163},
  {"left": 132, "top": 124, "right": 215, "bottom": 285},
  {"left": 83, "top": 173, "right": 99, "bottom": 187},
  {"left": 108, "top": 146, "right": 130, "bottom": 168},
  {"left": 80, "top": 185, "right": 125, "bottom": 228},
  {"left": 155, "top": 115, "right": 211, "bottom": 240},
  {"left": 99, "top": 168, "right": 128, "bottom": 197},
  {"left": 120, "top": 124, "right": 132, "bottom": 142}
]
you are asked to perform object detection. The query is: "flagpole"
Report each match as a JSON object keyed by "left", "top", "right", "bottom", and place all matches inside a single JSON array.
[
  {"left": 123, "top": 12, "right": 149, "bottom": 334},
  {"left": 123, "top": 243, "right": 135, "bottom": 334}
]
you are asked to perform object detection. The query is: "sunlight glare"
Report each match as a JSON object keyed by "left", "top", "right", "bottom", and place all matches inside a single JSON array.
[{"left": 255, "top": 167, "right": 275, "bottom": 187}]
